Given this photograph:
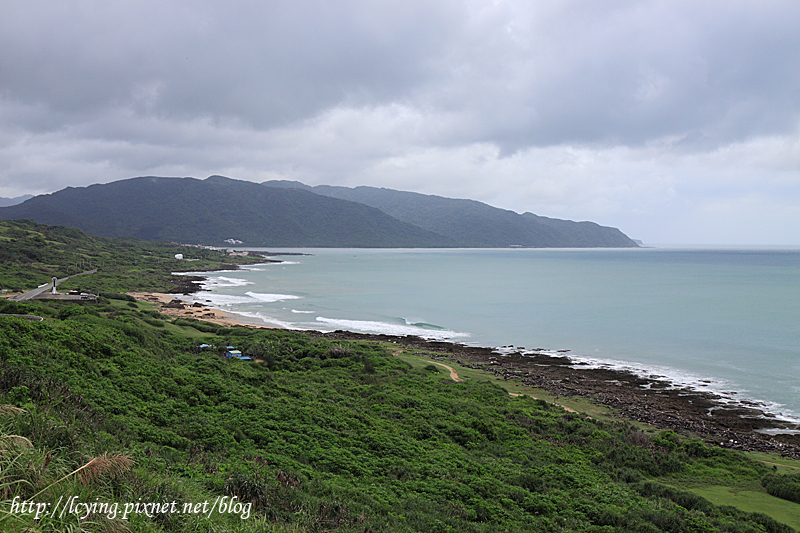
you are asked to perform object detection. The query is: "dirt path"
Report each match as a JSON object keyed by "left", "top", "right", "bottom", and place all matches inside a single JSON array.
[
  {"left": 391, "top": 348, "right": 464, "bottom": 382},
  {"left": 392, "top": 347, "right": 580, "bottom": 412},
  {"left": 760, "top": 460, "right": 800, "bottom": 471},
  {"left": 430, "top": 361, "right": 464, "bottom": 382},
  {"left": 394, "top": 348, "right": 575, "bottom": 412},
  {"left": 509, "top": 392, "right": 577, "bottom": 413}
]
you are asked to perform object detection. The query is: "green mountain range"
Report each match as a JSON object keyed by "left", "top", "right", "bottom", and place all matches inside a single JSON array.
[
  {"left": 0, "top": 175, "right": 637, "bottom": 247},
  {"left": 264, "top": 180, "right": 638, "bottom": 248}
]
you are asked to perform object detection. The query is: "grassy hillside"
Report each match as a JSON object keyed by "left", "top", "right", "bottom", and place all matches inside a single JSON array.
[
  {"left": 1, "top": 297, "right": 797, "bottom": 532},
  {"left": 0, "top": 219, "right": 263, "bottom": 294}
]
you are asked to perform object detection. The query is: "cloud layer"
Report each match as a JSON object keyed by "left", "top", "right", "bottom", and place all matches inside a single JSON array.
[{"left": 2, "top": 0, "right": 799, "bottom": 244}]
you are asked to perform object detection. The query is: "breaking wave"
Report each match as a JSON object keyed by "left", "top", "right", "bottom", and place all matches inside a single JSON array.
[{"left": 315, "top": 317, "right": 468, "bottom": 341}]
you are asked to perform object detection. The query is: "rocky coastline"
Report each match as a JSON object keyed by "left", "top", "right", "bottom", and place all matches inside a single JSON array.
[
  {"left": 167, "top": 255, "right": 286, "bottom": 294},
  {"left": 311, "top": 330, "right": 800, "bottom": 459},
  {"left": 170, "top": 258, "right": 800, "bottom": 460}
]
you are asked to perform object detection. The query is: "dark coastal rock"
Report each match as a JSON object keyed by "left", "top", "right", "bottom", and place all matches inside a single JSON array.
[
  {"left": 162, "top": 299, "right": 185, "bottom": 309},
  {"left": 167, "top": 275, "right": 205, "bottom": 295},
  {"left": 166, "top": 255, "right": 281, "bottom": 295},
  {"left": 308, "top": 330, "right": 800, "bottom": 458}
]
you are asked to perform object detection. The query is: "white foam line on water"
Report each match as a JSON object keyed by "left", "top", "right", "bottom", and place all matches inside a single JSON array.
[
  {"left": 315, "top": 317, "right": 469, "bottom": 341},
  {"left": 402, "top": 318, "right": 446, "bottom": 330},
  {"left": 755, "top": 428, "right": 800, "bottom": 436},
  {"left": 173, "top": 270, "right": 242, "bottom": 275},
  {"left": 291, "top": 309, "right": 314, "bottom": 314},
  {"left": 531, "top": 351, "right": 800, "bottom": 427},
  {"left": 245, "top": 291, "right": 301, "bottom": 302},
  {"left": 237, "top": 261, "right": 299, "bottom": 270},
  {"left": 229, "top": 310, "right": 298, "bottom": 329},
  {"left": 183, "top": 293, "right": 253, "bottom": 306},
  {"left": 196, "top": 276, "right": 254, "bottom": 289},
  {"left": 178, "top": 291, "right": 301, "bottom": 308}
]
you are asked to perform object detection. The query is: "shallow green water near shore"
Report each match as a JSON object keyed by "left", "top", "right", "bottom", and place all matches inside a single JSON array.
[{"left": 180, "top": 247, "right": 800, "bottom": 425}]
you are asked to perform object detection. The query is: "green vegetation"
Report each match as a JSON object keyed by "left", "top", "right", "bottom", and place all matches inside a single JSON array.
[
  {"left": 0, "top": 220, "right": 796, "bottom": 532},
  {"left": 393, "top": 350, "right": 628, "bottom": 424},
  {"left": 266, "top": 180, "right": 638, "bottom": 247},
  {"left": 762, "top": 473, "right": 800, "bottom": 504},
  {"left": 0, "top": 176, "right": 455, "bottom": 247},
  {"left": 686, "top": 487, "right": 800, "bottom": 531},
  {"left": 0, "top": 295, "right": 797, "bottom": 532},
  {"left": 0, "top": 219, "right": 262, "bottom": 294}
]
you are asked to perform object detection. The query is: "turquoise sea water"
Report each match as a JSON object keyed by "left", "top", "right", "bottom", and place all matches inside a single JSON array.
[{"left": 178, "top": 248, "right": 800, "bottom": 428}]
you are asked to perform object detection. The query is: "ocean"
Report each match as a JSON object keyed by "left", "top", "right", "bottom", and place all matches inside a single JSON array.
[{"left": 176, "top": 247, "right": 800, "bottom": 429}]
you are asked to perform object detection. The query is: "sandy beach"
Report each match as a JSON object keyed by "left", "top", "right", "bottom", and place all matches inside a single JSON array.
[{"left": 129, "top": 291, "right": 269, "bottom": 329}]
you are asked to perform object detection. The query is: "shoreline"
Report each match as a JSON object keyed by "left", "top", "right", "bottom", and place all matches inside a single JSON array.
[
  {"left": 312, "top": 331, "right": 800, "bottom": 457},
  {"left": 141, "top": 264, "right": 800, "bottom": 458},
  {"left": 129, "top": 291, "right": 270, "bottom": 329},
  {"left": 135, "top": 287, "right": 800, "bottom": 457},
  {"left": 134, "top": 257, "right": 296, "bottom": 328}
]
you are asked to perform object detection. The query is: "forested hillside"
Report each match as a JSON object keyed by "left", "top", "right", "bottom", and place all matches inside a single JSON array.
[
  {"left": 0, "top": 177, "right": 454, "bottom": 247},
  {"left": 264, "top": 181, "right": 638, "bottom": 248},
  {"left": 0, "top": 175, "right": 637, "bottom": 248}
]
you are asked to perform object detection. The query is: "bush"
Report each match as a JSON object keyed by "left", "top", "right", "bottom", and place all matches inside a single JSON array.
[
  {"left": 102, "top": 292, "right": 137, "bottom": 302},
  {"left": 172, "top": 318, "right": 219, "bottom": 333},
  {"left": 761, "top": 473, "right": 800, "bottom": 504},
  {"left": 633, "top": 481, "right": 713, "bottom": 513}
]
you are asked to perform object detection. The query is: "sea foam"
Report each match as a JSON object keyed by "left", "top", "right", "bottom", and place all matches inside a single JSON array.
[
  {"left": 200, "top": 276, "right": 253, "bottom": 289},
  {"left": 227, "top": 310, "right": 297, "bottom": 329},
  {"left": 245, "top": 291, "right": 301, "bottom": 302},
  {"left": 190, "top": 293, "right": 257, "bottom": 306},
  {"left": 315, "top": 317, "right": 468, "bottom": 341},
  {"left": 530, "top": 351, "right": 800, "bottom": 427}
]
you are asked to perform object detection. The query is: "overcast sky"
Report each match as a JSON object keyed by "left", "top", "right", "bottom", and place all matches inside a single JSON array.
[{"left": 2, "top": 1, "right": 799, "bottom": 244}]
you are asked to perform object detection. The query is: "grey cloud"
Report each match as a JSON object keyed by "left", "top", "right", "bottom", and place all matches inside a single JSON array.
[
  {"left": 426, "top": 1, "right": 800, "bottom": 150},
  {"left": 1, "top": 1, "right": 458, "bottom": 129},
  {"left": 3, "top": 1, "right": 799, "bottom": 148},
  {"left": 2, "top": 0, "right": 800, "bottom": 243}
]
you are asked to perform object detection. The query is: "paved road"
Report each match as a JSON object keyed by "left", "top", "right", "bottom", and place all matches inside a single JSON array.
[
  {"left": 11, "top": 269, "right": 97, "bottom": 301},
  {"left": 0, "top": 314, "right": 44, "bottom": 321}
]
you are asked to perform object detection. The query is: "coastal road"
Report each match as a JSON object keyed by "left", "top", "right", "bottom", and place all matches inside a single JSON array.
[
  {"left": 0, "top": 314, "right": 44, "bottom": 321},
  {"left": 11, "top": 269, "right": 97, "bottom": 301}
]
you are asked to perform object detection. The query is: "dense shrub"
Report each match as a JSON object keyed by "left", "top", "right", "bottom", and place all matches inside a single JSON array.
[
  {"left": 0, "top": 302, "right": 795, "bottom": 532},
  {"left": 762, "top": 472, "right": 800, "bottom": 504},
  {"left": 102, "top": 292, "right": 137, "bottom": 302}
]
